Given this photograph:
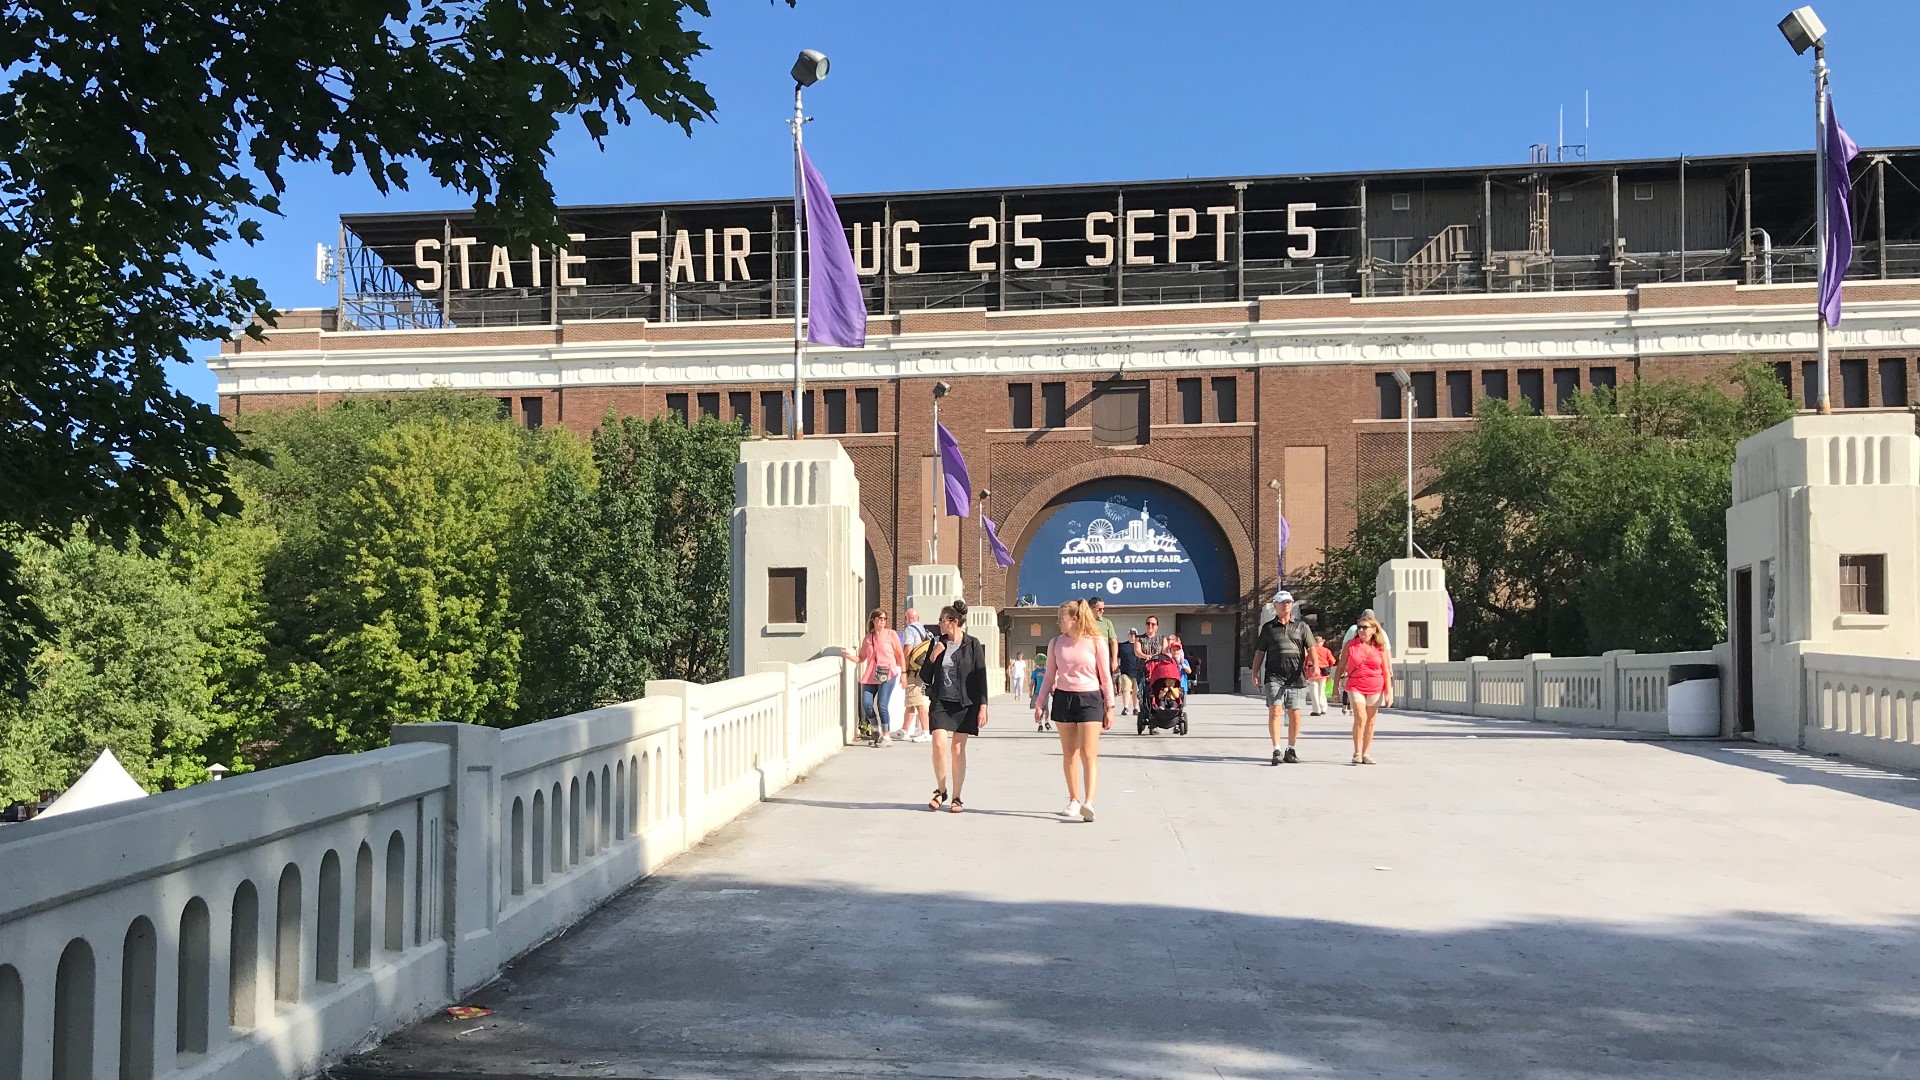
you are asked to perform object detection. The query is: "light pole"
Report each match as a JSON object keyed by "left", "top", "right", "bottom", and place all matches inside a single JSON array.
[
  {"left": 788, "top": 49, "right": 829, "bottom": 439},
  {"left": 1779, "top": 7, "right": 1830, "bottom": 413},
  {"left": 931, "top": 380, "right": 951, "bottom": 561},
  {"left": 977, "top": 488, "right": 992, "bottom": 603},
  {"left": 1393, "top": 368, "right": 1414, "bottom": 557},
  {"left": 1267, "top": 477, "right": 1284, "bottom": 588}
]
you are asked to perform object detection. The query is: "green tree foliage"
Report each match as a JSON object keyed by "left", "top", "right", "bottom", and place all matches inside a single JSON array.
[
  {"left": 0, "top": 0, "right": 756, "bottom": 697},
  {"left": 1302, "top": 364, "right": 1795, "bottom": 658},
  {"left": 516, "top": 415, "right": 743, "bottom": 720},
  {"left": 0, "top": 392, "right": 745, "bottom": 797},
  {"left": 0, "top": 538, "right": 215, "bottom": 803}
]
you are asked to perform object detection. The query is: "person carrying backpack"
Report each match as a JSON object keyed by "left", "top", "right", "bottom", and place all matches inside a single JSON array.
[{"left": 897, "top": 606, "right": 933, "bottom": 742}]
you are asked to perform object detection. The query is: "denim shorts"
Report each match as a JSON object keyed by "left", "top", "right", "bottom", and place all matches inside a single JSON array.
[{"left": 1265, "top": 680, "right": 1310, "bottom": 712}]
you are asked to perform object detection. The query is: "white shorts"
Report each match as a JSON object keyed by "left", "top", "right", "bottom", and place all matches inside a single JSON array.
[{"left": 1347, "top": 691, "right": 1384, "bottom": 709}]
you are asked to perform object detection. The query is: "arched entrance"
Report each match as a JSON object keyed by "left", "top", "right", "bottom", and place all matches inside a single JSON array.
[{"left": 1007, "top": 478, "right": 1242, "bottom": 694}]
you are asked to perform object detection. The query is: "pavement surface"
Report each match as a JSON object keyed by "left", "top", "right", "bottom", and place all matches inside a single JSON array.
[{"left": 341, "top": 695, "right": 1920, "bottom": 1080}]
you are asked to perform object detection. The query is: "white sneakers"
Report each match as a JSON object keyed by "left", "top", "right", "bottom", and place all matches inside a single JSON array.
[
  {"left": 1080, "top": 802, "right": 1096, "bottom": 822},
  {"left": 1062, "top": 800, "right": 1096, "bottom": 822}
]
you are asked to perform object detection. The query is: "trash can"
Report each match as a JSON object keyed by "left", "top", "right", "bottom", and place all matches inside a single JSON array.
[{"left": 1667, "top": 664, "right": 1721, "bottom": 737}]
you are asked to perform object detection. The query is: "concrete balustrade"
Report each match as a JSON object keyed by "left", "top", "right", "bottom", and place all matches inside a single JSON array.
[
  {"left": 1396, "top": 650, "right": 1717, "bottom": 733},
  {"left": 1802, "top": 652, "right": 1920, "bottom": 771},
  {"left": 0, "top": 656, "right": 853, "bottom": 1080}
]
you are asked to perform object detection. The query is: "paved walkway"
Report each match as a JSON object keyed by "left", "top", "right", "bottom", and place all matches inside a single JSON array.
[{"left": 345, "top": 696, "right": 1920, "bottom": 1080}]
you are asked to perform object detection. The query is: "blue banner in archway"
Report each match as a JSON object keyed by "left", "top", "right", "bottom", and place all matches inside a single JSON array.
[{"left": 1015, "top": 481, "right": 1230, "bottom": 606}]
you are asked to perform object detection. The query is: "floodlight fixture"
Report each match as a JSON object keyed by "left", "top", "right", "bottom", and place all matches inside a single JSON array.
[
  {"left": 792, "top": 49, "right": 829, "bottom": 86},
  {"left": 932, "top": 380, "right": 952, "bottom": 398},
  {"left": 1392, "top": 368, "right": 1412, "bottom": 390},
  {"left": 1778, "top": 7, "right": 1826, "bottom": 54}
]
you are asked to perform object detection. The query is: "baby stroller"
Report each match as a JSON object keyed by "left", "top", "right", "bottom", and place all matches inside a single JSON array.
[{"left": 1137, "top": 655, "right": 1189, "bottom": 735}]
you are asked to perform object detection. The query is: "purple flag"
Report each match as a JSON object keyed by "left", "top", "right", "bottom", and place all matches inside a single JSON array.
[
  {"left": 1277, "top": 513, "right": 1291, "bottom": 571},
  {"left": 1445, "top": 591, "right": 1455, "bottom": 628},
  {"left": 800, "top": 150, "right": 867, "bottom": 348},
  {"left": 983, "top": 516, "right": 1015, "bottom": 569},
  {"left": 935, "top": 421, "right": 971, "bottom": 518},
  {"left": 1821, "top": 102, "right": 1860, "bottom": 328}
]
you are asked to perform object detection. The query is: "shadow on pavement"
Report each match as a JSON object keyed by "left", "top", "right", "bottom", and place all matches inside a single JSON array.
[{"left": 340, "top": 872, "right": 1920, "bottom": 1080}]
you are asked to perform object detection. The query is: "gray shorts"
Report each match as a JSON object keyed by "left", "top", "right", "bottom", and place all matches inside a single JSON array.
[{"left": 1265, "top": 681, "right": 1310, "bottom": 712}]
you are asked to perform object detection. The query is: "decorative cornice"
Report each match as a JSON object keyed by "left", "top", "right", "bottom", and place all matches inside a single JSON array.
[{"left": 210, "top": 294, "right": 1920, "bottom": 397}]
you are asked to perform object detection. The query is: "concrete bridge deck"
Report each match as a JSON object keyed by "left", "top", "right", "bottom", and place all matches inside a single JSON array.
[{"left": 341, "top": 695, "right": 1920, "bottom": 1080}]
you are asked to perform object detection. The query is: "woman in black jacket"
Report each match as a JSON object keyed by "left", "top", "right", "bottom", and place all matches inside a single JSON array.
[{"left": 921, "top": 600, "right": 989, "bottom": 813}]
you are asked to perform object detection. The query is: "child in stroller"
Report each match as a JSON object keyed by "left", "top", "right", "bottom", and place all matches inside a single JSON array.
[{"left": 1137, "top": 652, "right": 1190, "bottom": 735}]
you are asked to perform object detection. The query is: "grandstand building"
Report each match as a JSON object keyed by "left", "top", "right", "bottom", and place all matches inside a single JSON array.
[{"left": 213, "top": 147, "right": 1920, "bottom": 688}]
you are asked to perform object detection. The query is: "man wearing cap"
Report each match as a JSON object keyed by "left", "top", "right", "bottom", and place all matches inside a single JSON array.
[{"left": 1251, "top": 590, "right": 1315, "bottom": 765}]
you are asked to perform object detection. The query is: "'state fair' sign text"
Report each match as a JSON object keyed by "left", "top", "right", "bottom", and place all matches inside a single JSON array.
[{"left": 409, "top": 202, "right": 1327, "bottom": 291}]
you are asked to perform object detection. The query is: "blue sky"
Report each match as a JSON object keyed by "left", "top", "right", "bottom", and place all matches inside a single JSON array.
[{"left": 177, "top": 0, "right": 1920, "bottom": 405}]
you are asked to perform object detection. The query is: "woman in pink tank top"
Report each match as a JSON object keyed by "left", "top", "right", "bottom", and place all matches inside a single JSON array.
[
  {"left": 1034, "top": 599, "right": 1114, "bottom": 821},
  {"left": 1334, "top": 613, "right": 1393, "bottom": 765}
]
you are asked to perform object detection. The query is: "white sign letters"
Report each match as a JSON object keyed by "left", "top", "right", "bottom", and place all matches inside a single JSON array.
[{"left": 408, "top": 202, "right": 1324, "bottom": 288}]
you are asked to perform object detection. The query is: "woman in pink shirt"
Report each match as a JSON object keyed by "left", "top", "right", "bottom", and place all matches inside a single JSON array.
[
  {"left": 1034, "top": 599, "right": 1114, "bottom": 821},
  {"left": 848, "top": 609, "right": 906, "bottom": 748},
  {"left": 1333, "top": 613, "right": 1393, "bottom": 765}
]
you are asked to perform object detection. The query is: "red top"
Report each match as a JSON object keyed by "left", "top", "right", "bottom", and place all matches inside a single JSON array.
[
  {"left": 1308, "top": 643, "right": 1335, "bottom": 678},
  {"left": 1343, "top": 640, "right": 1388, "bottom": 695},
  {"left": 857, "top": 630, "right": 906, "bottom": 685}
]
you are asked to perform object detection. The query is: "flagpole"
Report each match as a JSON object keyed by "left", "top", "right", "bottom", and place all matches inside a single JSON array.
[
  {"left": 976, "top": 491, "right": 988, "bottom": 603},
  {"left": 931, "top": 396, "right": 941, "bottom": 561},
  {"left": 1813, "top": 41, "right": 1831, "bottom": 415},
  {"left": 789, "top": 82, "right": 807, "bottom": 439}
]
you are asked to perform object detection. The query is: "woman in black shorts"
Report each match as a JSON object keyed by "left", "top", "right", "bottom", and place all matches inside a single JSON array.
[
  {"left": 1033, "top": 599, "right": 1115, "bottom": 821},
  {"left": 920, "top": 600, "right": 989, "bottom": 813}
]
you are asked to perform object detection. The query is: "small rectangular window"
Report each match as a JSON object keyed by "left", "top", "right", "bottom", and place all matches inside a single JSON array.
[
  {"left": 1090, "top": 382, "right": 1149, "bottom": 446},
  {"left": 1839, "top": 554, "right": 1886, "bottom": 615},
  {"left": 1177, "top": 378, "right": 1203, "bottom": 424},
  {"left": 666, "top": 393, "right": 689, "bottom": 423},
  {"left": 760, "top": 390, "right": 785, "bottom": 436},
  {"left": 1407, "top": 621, "right": 1430, "bottom": 650},
  {"left": 1633, "top": 183, "right": 1655, "bottom": 201},
  {"left": 496, "top": 396, "right": 513, "bottom": 421},
  {"left": 1376, "top": 373, "right": 1403, "bottom": 419},
  {"left": 1481, "top": 369, "right": 1509, "bottom": 403},
  {"left": 1391, "top": 193, "right": 1411, "bottom": 211},
  {"left": 1589, "top": 367, "right": 1617, "bottom": 391},
  {"left": 729, "top": 391, "right": 752, "bottom": 427},
  {"left": 1041, "top": 382, "right": 1067, "bottom": 429},
  {"left": 1773, "top": 362, "right": 1794, "bottom": 397},
  {"left": 697, "top": 392, "right": 720, "bottom": 420},
  {"left": 1841, "top": 359, "right": 1869, "bottom": 409},
  {"left": 1880, "top": 360, "right": 1908, "bottom": 408},
  {"left": 1446, "top": 371, "right": 1473, "bottom": 418},
  {"left": 1008, "top": 383, "right": 1034, "bottom": 429},
  {"left": 1553, "top": 368, "right": 1580, "bottom": 413},
  {"left": 824, "top": 389, "right": 848, "bottom": 434},
  {"left": 1211, "top": 377, "right": 1238, "bottom": 423},
  {"left": 855, "top": 387, "right": 880, "bottom": 433},
  {"left": 520, "top": 396, "right": 544, "bottom": 429},
  {"left": 800, "top": 390, "right": 815, "bottom": 435},
  {"left": 1411, "top": 371, "right": 1437, "bottom": 419},
  {"left": 1802, "top": 362, "right": 1822, "bottom": 409},
  {"left": 1518, "top": 369, "right": 1545, "bottom": 413},
  {"left": 767, "top": 568, "right": 808, "bottom": 624}
]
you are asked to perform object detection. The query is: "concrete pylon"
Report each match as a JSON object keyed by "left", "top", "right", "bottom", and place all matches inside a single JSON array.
[
  {"left": 1727, "top": 413, "right": 1920, "bottom": 743},
  {"left": 1372, "top": 558, "right": 1450, "bottom": 663},
  {"left": 907, "top": 564, "right": 1001, "bottom": 684},
  {"left": 730, "top": 439, "right": 865, "bottom": 677}
]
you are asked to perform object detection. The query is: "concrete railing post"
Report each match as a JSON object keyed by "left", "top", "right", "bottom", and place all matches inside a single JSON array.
[
  {"left": 756, "top": 662, "right": 801, "bottom": 786},
  {"left": 1523, "top": 654, "right": 1552, "bottom": 722},
  {"left": 1465, "top": 656, "right": 1488, "bottom": 715},
  {"left": 646, "top": 680, "right": 703, "bottom": 850},
  {"left": 389, "top": 721, "right": 503, "bottom": 996}
]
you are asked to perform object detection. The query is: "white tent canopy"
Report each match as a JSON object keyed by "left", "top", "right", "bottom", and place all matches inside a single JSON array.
[{"left": 39, "top": 748, "right": 148, "bottom": 818}]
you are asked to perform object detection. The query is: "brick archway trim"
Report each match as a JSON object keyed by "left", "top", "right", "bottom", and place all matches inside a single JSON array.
[
  {"left": 859, "top": 505, "right": 896, "bottom": 614},
  {"left": 995, "top": 459, "right": 1255, "bottom": 608}
]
